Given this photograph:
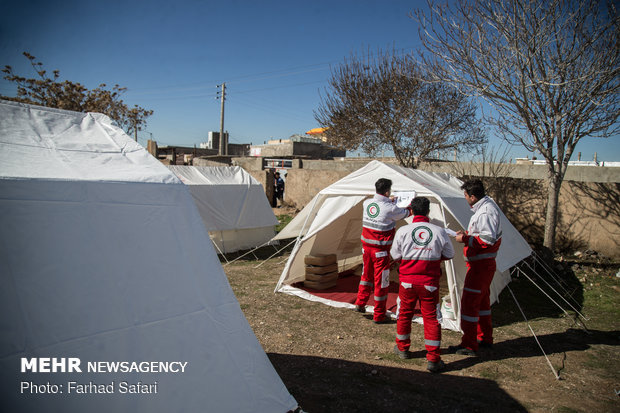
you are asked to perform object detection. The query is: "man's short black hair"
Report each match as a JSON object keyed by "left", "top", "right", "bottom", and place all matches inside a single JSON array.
[
  {"left": 275, "top": 171, "right": 280, "bottom": 176},
  {"left": 375, "top": 178, "right": 392, "bottom": 195},
  {"left": 410, "top": 197, "right": 430, "bottom": 216},
  {"left": 461, "top": 179, "right": 485, "bottom": 199}
]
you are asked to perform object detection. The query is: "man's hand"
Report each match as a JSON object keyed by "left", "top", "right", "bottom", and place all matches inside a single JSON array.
[{"left": 455, "top": 230, "right": 466, "bottom": 243}]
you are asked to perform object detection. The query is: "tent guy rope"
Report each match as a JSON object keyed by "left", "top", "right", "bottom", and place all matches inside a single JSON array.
[
  {"left": 532, "top": 251, "right": 586, "bottom": 313},
  {"left": 518, "top": 261, "right": 589, "bottom": 330},
  {"left": 507, "top": 285, "right": 561, "bottom": 380},
  {"left": 254, "top": 238, "right": 298, "bottom": 269}
]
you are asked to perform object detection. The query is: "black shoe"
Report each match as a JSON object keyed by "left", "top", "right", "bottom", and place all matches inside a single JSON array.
[
  {"left": 456, "top": 347, "right": 477, "bottom": 356},
  {"left": 373, "top": 317, "right": 391, "bottom": 324},
  {"left": 427, "top": 360, "right": 446, "bottom": 373},
  {"left": 393, "top": 345, "right": 413, "bottom": 359},
  {"left": 448, "top": 345, "right": 477, "bottom": 356},
  {"left": 354, "top": 305, "right": 366, "bottom": 313},
  {"left": 447, "top": 345, "right": 460, "bottom": 353},
  {"left": 477, "top": 340, "right": 493, "bottom": 349}
]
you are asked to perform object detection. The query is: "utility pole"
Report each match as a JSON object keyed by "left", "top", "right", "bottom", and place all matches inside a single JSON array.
[{"left": 217, "top": 82, "right": 226, "bottom": 156}]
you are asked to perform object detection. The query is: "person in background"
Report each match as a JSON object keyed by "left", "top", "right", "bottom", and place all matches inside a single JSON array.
[
  {"left": 390, "top": 197, "right": 454, "bottom": 373},
  {"left": 355, "top": 178, "right": 412, "bottom": 323},
  {"left": 449, "top": 179, "right": 503, "bottom": 356},
  {"left": 274, "top": 171, "right": 285, "bottom": 207}
]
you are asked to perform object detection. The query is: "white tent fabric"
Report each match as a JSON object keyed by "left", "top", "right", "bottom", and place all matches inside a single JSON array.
[
  {"left": 0, "top": 100, "right": 297, "bottom": 413},
  {"left": 168, "top": 165, "right": 278, "bottom": 254},
  {"left": 275, "top": 160, "right": 532, "bottom": 331}
]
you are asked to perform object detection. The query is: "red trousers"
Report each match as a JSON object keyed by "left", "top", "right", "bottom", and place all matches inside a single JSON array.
[
  {"left": 355, "top": 247, "right": 390, "bottom": 321},
  {"left": 395, "top": 282, "right": 441, "bottom": 362},
  {"left": 459, "top": 259, "right": 496, "bottom": 351}
]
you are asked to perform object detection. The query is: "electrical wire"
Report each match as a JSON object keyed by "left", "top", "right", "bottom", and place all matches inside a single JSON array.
[{"left": 230, "top": 98, "right": 311, "bottom": 124}]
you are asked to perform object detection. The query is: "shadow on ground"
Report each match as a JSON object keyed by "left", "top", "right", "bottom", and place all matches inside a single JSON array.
[
  {"left": 218, "top": 239, "right": 298, "bottom": 263},
  {"left": 443, "top": 329, "right": 620, "bottom": 373},
  {"left": 489, "top": 255, "right": 587, "bottom": 328},
  {"left": 269, "top": 353, "right": 527, "bottom": 413}
]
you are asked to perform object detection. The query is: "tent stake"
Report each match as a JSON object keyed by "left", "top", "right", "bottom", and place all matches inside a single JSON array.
[{"left": 507, "top": 285, "right": 561, "bottom": 380}]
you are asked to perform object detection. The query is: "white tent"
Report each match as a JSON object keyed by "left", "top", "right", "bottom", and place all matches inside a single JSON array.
[
  {"left": 0, "top": 100, "right": 297, "bottom": 413},
  {"left": 274, "top": 160, "right": 532, "bottom": 331},
  {"left": 168, "top": 165, "right": 278, "bottom": 254}
]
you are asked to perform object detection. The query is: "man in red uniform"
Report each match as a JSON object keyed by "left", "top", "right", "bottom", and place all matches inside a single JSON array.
[
  {"left": 355, "top": 178, "right": 412, "bottom": 323},
  {"left": 390, "top": 197, "right": 454, "bottom": 373},
  {"left": 450, "top": 179, "right": 502, "bottom": 356}
]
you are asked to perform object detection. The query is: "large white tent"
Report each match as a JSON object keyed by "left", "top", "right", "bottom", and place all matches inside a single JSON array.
[
  {"left": 0, "top": 100, "right": 297, "bottom": 413},
  {"left": 168, "top": 165, "right": 278, "bottom": 254},
  {"left": 274, "top": 160, "right": 532, "bottom": 330}
]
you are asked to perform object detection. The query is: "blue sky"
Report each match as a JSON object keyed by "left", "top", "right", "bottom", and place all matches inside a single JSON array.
[{"left": 1, "top": 0, "right": 617, "bottom": 162}]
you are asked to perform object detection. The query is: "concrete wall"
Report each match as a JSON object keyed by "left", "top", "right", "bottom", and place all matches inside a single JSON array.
[
  {"left": 420, "top": 160, "right": 620, "bottom": 183},
  {"left": 474, "top": 177, "right": 620, "bottom": 258},
  {"left": 232, "top": 157, "right": 264, "bottom": 171},
  {"left": 285, "top": 169, "right": 351, "bottom": 208},
  {"left": 250, "top": 142, "right": 323, "bottom": 158},
  {"left": 248, "top": 142, "right": 345, "bottom": 159},
  {"left": 193, "top": 157, "right": 232, "bottom": 167},
  {"left": 557, "top": 181, "right": 619, "bottom": 257},
  {"left": 299, "top": 158, "right": 375, "bottom": 171}
]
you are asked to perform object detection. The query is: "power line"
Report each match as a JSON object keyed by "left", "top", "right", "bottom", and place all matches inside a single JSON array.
[
  {"left": 229, "top": 95, "right": 313, "bottom": 123},
  {"left": 123, "top": 72, "right": 325, "bottom": 102},
  {"left": 231, "top": 99, "right": 311, "bottom": 124},
  {"left": 124, "top": 60, "right": 334, "bottom": 94},
  {"left": 231, "top": 79, "right": 326, "bottom": 95},
  {"left": 128, "top": 92, "right": 219, "bottom": 101},
  {"left": 226, "top": 66, "right": 329, "bottom": 85}
]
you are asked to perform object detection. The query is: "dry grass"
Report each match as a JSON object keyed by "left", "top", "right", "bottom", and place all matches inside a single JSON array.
[{"left": 222, "top": 246, "right": 620, "bottom": 413}]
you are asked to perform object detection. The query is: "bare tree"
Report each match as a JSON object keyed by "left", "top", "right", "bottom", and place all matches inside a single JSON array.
[
  {"left": 415, "top": 0, "right": 620, "bottom": 251},
  {"left": 314, "top": 49, "right": 486, "bottom": 168},
  {"left": 449, "top": 144, "right": 515, "bottom": 185},
  {"left": 2, "top": 52, "right": 153, "bottom": 139}
]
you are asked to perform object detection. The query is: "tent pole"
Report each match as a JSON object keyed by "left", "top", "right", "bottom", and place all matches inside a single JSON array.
[
  {"left": 507, "top": 284, "right": 561, "bottom": 380},
  {"left": 439, "top": 202, "right": 463, "bottom": 332},
  {"left": 519, "top": 261, "right": 589, "bottom": 327}
]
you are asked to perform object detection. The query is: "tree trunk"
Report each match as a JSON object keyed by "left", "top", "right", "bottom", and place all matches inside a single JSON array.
[{"left": 543, "top": 172, "right": 562, "bottom": 252}]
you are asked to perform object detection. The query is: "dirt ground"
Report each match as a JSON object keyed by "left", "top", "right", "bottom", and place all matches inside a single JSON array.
[{"left": 222, "top": 218, "right": 619, "bottom": 413}]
